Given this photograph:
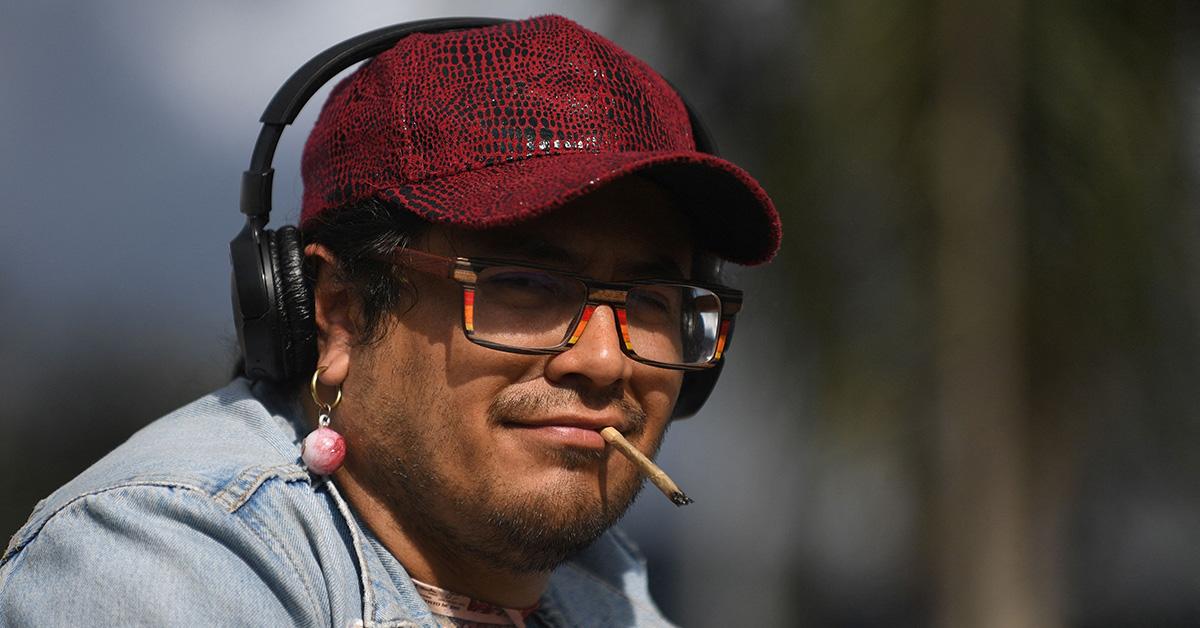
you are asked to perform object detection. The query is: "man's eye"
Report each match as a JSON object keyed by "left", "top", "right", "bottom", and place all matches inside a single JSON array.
[
  {"left": 629, "top": 288, "right": 681, "bottom": 322},
  {"left": 635, "top": 292, "right": 671, "bottom": 312},
  {"left": 483, "top": 271, "right": 566, "bottom": 304}
]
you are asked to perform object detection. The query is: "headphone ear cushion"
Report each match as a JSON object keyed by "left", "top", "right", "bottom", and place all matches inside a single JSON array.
[
  {"left": 273, "top": 226, "right": 317, "bottom": 379},
  {"left": 672, "top": 360, "right": 725, "bottom": 419},
  {"left": 671, "top": 253, "right": 727, "bottom": 419}
]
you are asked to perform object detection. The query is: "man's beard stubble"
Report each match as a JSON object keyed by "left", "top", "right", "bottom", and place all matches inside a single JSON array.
[{"left": 350, "top": 366, "right": 662, "bottom": 575}]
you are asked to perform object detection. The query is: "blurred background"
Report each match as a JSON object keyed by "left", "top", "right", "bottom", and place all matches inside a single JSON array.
[{"left": 3, "top": 1, "right": 1198, "bottom": 626}]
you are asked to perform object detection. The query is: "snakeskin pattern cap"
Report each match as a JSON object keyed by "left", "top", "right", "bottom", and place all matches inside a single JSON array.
[{"left": 301, "top": 14, "right": 781, "bottom": 265}]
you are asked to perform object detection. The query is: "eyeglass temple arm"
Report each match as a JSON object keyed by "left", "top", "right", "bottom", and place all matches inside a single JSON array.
[{"left": 390, "top": 248, "right": 461, "bottom": 278}]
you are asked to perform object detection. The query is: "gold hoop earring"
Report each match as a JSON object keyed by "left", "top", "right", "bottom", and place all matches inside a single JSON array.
[
  {"left": 310, "top": 365, "right": 343, "bottom": 414},
  {"left": 301, "top": 365, "right": 346, "bottom": 475}
]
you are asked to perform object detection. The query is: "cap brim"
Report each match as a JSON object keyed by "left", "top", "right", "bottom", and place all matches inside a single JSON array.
[{"left": 374, "top": 150, "right": 781, "bottom": 266}]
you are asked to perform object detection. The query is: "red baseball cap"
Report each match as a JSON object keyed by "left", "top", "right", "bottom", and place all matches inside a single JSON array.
[{"left": 301, "top": 14, "right": 781, "bottom": 265}]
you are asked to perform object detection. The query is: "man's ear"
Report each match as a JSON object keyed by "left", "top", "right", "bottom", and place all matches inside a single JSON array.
[{"left": 305, "top": 243, "right": 354, "bottom": 387}]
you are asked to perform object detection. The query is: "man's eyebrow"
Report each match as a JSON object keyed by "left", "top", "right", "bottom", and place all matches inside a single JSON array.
[
  {"left": 474, "top": 235, "right": 582, "bottom": 267},
  {"left": 471, "top": 233, "right": 688, "bottom": 279}
]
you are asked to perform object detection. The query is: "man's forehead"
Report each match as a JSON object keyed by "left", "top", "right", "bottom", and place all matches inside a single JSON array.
[
  {"left": 440, "top": 177, "right": 697, "bottom": 278},
  {"left": 468, "top": 231, "right": 691, "bottom": 279}
]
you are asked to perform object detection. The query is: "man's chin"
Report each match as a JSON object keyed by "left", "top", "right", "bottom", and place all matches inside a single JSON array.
[{"left": 468, "top": 480, "right": 645, "bottom": 573}]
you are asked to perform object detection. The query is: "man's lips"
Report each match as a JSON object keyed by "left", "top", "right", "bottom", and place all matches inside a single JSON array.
[
  {"left": 487, "top": 388, "right": 648, "bottom": 452},
  {"left": 502, "top": 415, "right": 631, "bottom": 450}
]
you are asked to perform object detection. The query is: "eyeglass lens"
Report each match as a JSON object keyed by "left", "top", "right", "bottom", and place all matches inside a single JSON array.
[{"left": 470, "top": 267, "right": 722, "bottom": 366}]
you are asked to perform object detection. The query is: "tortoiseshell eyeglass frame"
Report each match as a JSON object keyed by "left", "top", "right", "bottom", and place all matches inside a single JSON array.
[{"left": 387, "top": 248, "right": 742, "bottom": 371}]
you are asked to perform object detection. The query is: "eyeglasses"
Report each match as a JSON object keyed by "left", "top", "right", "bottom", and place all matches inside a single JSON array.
[{"left": 390, "top": 249, "right": 741, "bottom": 370}]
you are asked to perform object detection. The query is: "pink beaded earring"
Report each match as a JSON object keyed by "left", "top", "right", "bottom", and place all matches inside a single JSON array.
[{"left": 302, "top": 365, "right": 346, "bottom": 475}]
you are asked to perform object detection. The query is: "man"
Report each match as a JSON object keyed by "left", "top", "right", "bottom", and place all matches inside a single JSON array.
[{"left": 0, "top": 15, "right": 779, "bottom": 626}]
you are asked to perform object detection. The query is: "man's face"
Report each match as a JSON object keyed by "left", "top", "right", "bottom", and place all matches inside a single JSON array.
[{"left": 336, "top": 177, "right": 694, "bottom": 572}]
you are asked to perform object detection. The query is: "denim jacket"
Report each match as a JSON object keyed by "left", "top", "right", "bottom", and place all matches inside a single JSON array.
[{"left": 0, "top": 379, "right": 674, "bottom": 627}]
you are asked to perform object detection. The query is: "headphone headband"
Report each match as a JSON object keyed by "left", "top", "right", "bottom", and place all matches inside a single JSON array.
[{"left": 241, "top": 18, "right": 507, "bottom": 220}]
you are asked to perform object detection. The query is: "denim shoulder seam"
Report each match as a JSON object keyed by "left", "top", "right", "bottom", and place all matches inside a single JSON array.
[
  {"left": 1, "top": 480, "right": 325, "bottom": 622},
  {"left": 213, "top": 464, "right": 311, "bottom": 513},
  {"left": 1, "top": 479, "right": 208, "bottom": 565},
  {"left": 228, "top": 475, "right": 326, "bottom": 621}
]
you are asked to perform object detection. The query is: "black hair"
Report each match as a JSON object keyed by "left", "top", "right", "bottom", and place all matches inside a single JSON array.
[{"left": 300, "top": 197, "right": 432, "bottom": 346}]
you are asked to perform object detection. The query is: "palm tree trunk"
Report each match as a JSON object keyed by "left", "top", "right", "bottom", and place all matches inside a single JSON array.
[{"left": 930, "top": 2, "right": 1055, "bottom": 626}]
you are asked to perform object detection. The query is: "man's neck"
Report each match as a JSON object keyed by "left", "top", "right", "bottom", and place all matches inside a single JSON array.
[{"left": 332, "top": 464, "right": 551, "bottom": 609}]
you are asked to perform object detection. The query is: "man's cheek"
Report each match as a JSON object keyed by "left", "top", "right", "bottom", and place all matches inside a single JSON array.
[{"left": 641, "top": 372, "right": 685, "bottom": 416}]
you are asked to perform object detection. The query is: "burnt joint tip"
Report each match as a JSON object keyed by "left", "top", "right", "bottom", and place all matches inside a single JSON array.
[{"left": 670, "top": 492, "right": 694, "bottom": 507}]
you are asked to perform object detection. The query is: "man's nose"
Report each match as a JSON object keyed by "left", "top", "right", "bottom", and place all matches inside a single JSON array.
[{"left": 543, "top": 304, "right": 634, "bottom": 388}]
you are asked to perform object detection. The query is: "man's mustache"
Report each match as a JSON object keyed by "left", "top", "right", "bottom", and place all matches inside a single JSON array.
[{"left": 487, "top": 386, "right": 647, "bottom": 437}]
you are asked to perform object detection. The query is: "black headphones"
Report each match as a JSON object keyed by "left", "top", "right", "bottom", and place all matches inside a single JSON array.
[{"left": 230, "top": 17, "right": 729, "bottom": 419}]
